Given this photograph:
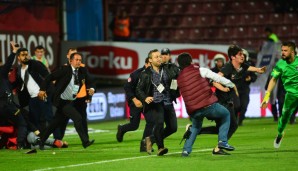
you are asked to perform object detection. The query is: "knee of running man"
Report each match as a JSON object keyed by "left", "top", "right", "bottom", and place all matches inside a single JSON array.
[{"left": 27, "top": 132, "right": 39, "bottom": 144}]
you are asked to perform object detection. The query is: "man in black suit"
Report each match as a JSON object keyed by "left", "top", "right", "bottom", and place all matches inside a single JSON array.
[
  {"left": 0, "top": 42, "right": 37, "bottom": 149},
  {"left": 38, "top": 52, "right": 94, "bottom": 149},
  {"left": 56, "top": 47, "right": 93, "bottom": 141},
  {"left": 16, "top": 47, "right": 57, "bottom": 138}
]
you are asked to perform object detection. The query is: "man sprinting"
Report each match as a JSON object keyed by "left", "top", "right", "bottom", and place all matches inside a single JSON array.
[{"left": 261, "top": 41, "right": 298, "bottom": 148}]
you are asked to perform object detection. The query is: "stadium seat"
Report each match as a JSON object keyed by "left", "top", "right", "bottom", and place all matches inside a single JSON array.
[
  {"left": 194, "top": 15, "right": 218, "bottom": 27},
  {"left": 143, "top": 4, "right": 160, "bottom": 16},
  {"left": 157, "top": 3, "right": 175, "bottom": 15},
  {"left": 224, "top": 14, "right": 244, "bottom": 26},
  {"left": 167, "top": 16, "right": 182, "bottom": 28},
  {"left": 283, "top": 13, "right": 298, "bottom": 24},
  {"left": 246, "top": 26, "right": 261, "bottom": 39},
  {"left": 216, "top": 27, "right": 231, "bottom": 39},
  {"left": 152, "top": 16, "right": 168, "bottom": 28},
  {"left": 127, "top": 5, "right": 145, "bottom": 16},
  {"left": 189, "top": 28, "right": 208, "bottom": 40},
  {"left": 159, "top": 29, "right": 172, "bottom": 42},
  {"left": 172, "top": 3, "right": 188, "bottom": 14},
  {"left": 252, "top": 13, "right": 270, "bottom": 25},
  {"left": 180, "top": 16, "right": 194, "bottom": 28},
  {"left": 268, "top": 13, "right": 283, "bottom": 25},
  {"left": 201, "top": 2, "right": 214, "bottom": 14},
  {"left": 171, "top": 29, "right": 187, "bottom": 41},
  {"left": 276, "top": 25, "right": 290, "bottom": 37},
  {"left": 137, "top": 17, "right": 153, "bottom": 29},
  {"left": 109, "top": 0, "right": 297, "bottom": 48}
]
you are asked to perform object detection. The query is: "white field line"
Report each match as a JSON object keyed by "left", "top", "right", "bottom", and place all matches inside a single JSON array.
[{"left": 32, "top": 148, "right": 212, "bottom": 171}]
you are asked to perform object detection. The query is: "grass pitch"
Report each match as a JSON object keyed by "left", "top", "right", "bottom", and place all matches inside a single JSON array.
[{"left": 1, "top": 118, "right": 297, "bottom": 171}]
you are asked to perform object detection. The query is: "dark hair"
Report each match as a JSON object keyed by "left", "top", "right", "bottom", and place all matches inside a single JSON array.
[
  {"left": 145, "top": 57, "right": 150, "bottom": 64},
  {"left": 228, "top": 44, "right": 242, "bottom": 60},
  {"left": 147, "top": 49, "right": 159, "bottom": 59},
  {"left": 69, "top": 52, "right": 82, "bottom": 60},
  {"left": 35, "top": 45, "right": 45, "bottom": 51},
  {"left": 16, "top": 48, "right": 29, "bottom": 57},
  {"left": 282, "top": 41, "right": 297, "bottom": 55},
  {"left": 177, "top": 53, "right": 192, "bottom": 70}
]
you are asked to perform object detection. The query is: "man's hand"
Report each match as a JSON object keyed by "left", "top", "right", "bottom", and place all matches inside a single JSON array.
[
  {"left": 257, "top": 66, "right": 267, "bottom": 74},
  {"left": 132, "top": 97, "right": 143, "bottom": 108},
  {"left": 88, "top": 88, "right": 95, "bottom": 96},
  {"left": 38, "top": 91, "right": 47, "bottom": 101},
  {"left": 10, "top": 41, "right": 20, "bottom": 53},
  {"left": 222, "top": 87, "right": 230, "bottom": 92},
  {"left": 233, "top": 86, "right": 239, "bottom": 97},
  {"left": 261, "top": 91, "right": 271, "bottom": 109},
  {"left": 145, "top": 97, "right": 153, "bottom": 104}
]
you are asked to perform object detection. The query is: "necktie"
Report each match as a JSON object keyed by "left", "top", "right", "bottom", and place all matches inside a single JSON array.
[
  {"left": 74, "top": 69, "right": 79, "bottom": 85},
  {"left": 24, "top": 69, "right": 29, "bottom": 86},
  {"left": 73, "top": 69, "right": 79, "bottom": 98}
]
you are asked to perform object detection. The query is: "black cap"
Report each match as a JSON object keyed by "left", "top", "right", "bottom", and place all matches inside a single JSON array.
[{"left": 161, "top": 48, "right": 170, "bottom": 55}]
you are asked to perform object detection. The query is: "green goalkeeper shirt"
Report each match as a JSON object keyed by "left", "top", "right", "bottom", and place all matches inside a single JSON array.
[{"left": 271, "top": 56, "right": 298, "bottom": 96}]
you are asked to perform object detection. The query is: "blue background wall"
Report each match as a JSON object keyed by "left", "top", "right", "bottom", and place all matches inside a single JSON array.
[{"left": 66, "top": 0, "right": 104, "bottom": 41}]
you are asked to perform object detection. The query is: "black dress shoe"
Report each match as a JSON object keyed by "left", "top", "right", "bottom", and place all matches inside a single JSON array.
[
  {"left": 140, "top": 139, "right": 154, "bottom": 152},
  {"left": 212, "top": 149, "right": 230, "bottom": 155},
  {"left": 157, "top": 148, "right": 168, "bottom": 156},
  {"left": 116, "top": 125, "right": 124, "bottom": 142},
  {"left": 83, "top": 139, "right": 95, "bottom": 148}
]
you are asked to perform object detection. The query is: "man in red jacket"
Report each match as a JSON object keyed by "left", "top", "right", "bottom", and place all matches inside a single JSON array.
[{"left": 177, "top": 53, "right": 235, "bottom": 156}]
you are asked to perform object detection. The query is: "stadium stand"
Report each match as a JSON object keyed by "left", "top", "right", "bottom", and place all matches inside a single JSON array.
[{"left": 108, "top": 0, "right": 298, "bottom": 49}]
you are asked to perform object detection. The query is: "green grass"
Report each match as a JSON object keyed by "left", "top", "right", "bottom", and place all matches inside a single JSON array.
[{"left": 1, "top": 118, "right": 297, "bottom": 171}]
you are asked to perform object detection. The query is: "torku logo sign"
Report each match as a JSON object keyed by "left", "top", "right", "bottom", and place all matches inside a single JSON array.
[
  {"left": 78, "top": 46, "right": 139, "bottom": 76},
  {"left": 171, "top": 49, "right": 228, "bottom": 68}
]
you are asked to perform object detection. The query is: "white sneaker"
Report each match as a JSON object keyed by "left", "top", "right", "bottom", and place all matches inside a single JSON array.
[
  {"left": 181, "top": 150, "right": 189, "bottom": 157},
  {"left": 274, "top": 133, "right": 284, "bottom": 149}
]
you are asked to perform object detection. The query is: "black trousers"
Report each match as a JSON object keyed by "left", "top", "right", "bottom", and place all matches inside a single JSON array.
[
  {"left": 145, "top": 103, "right": 177, "bottom": 149},
  {"left": 57, "top": 97, "right": 89, "bottom": 140},
  {"left": 201, "top": 101, "right": 238, "bottom": 140},
  {"left": 40, "top": 99, "right": 89, "bottom": 145},
  {"left": 238, "top": 88, "right": 250, "bottom": 124},
  {"left": 0, "top": 99, "right": 28, "bottom": 146},
  {"left": 122, "top": 104, "right": 153, "bottom": 140}
]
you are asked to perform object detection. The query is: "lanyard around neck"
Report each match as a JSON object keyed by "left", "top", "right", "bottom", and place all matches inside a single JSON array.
[{"left": 151, "top": 68, "right": 163, "bottom": 87}]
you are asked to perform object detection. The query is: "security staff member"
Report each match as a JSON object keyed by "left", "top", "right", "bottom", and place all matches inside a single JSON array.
[{"left": 116, "top": 57, "right": 152, "bottom": 152}]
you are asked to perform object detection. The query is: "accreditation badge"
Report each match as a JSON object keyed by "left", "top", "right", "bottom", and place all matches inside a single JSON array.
[
  {"left": 157, "top": 84, "right": 165, "bottom": 93},
  {"left": 170, "top": 79, "right": 178, "bottom": 90}
]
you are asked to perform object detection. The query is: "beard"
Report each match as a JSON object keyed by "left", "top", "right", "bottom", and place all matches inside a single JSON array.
[
  {"left": 282, "top": 55, "right": 290, "bottom": 61},
  {"left": 22, "top": 59, "right": 30, "bottom": 65}
]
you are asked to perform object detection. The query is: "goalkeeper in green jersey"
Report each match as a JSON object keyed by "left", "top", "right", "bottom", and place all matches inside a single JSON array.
[{"left": 261, "top": 41, "right": 298, "bottom": 148}]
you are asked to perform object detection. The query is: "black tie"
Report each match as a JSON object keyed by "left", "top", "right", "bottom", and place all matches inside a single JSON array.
[
  {"left": 73, "top": 69, "right": 79, "bottom": 98},
  {"left": 74, "top": 69, "right": 79, "bottom": 85},
  {"left": 24, "top": 69, "right": 29, "bottom": 86}
]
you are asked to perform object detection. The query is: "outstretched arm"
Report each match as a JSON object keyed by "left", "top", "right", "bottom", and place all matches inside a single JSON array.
[
  {"left": 200, "top": 68, "right": 235, "bottom": 88},
  {"left": 261, "top": 77, "right": 277, "bottom": 108},
  {"left": 248, "top": 66, "right": 267, "bottom": 74}
]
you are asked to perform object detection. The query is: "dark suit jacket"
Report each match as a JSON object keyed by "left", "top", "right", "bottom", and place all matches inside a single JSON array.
[
  {"left": 40, "top": 64, "right": 92, "bottom": 107},
  {"left": 16, "top": 60, "right": 51, "bottom": 107},
  {"left": 124, "top": 66, "right": 145, "bottom": 106}
]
